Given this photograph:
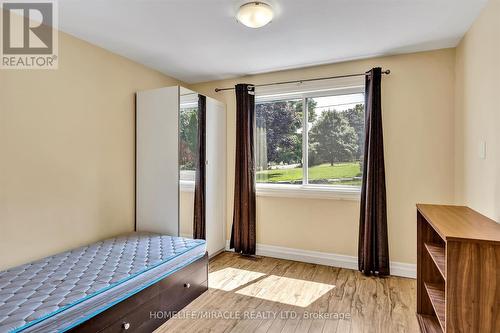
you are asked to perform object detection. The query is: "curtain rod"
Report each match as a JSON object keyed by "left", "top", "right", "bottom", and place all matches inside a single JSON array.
[{"left": 214, "top": 69, "right": 390, "bottom": 92}]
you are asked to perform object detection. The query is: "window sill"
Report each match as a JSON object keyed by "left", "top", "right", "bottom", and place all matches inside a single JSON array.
[
  {"left": 256, "top": 184, "right": 361, "bottom": 201},
  {"left": 182, "top": 182, "right": 361, "bottom": 200}
]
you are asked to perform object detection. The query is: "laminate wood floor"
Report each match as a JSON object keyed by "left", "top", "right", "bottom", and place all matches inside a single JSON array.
[{"left": 156, "top": 252, "right": 418, "bottom": 333}]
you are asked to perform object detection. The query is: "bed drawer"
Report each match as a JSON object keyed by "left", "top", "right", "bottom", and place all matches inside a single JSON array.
[
  {"left": 158, "top": 255, "right": 208, "bottom": 305},
  {"left": 100, "top": 260, "right": 208, "bottom": 333},
  {"left": 99, "top": 296, "right": 159, "bottom": 333},
  {"left": 69, "top": 253, "right": 208, "bottom": 333},
  {"left": 101, "top": 279, "right": 208, "bottom": 333}
]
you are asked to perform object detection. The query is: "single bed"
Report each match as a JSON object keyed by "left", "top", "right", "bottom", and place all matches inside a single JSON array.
[{"left": 0, "top": 232, "right": 208, "bottom": 333}]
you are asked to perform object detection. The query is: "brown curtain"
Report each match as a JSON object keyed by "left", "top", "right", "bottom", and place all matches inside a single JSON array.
[
  {"left": 358, "top": 67, "right": 390, "bottom": 276},
  {"left": 230, "top": 84, "right": 256, "bottom": 255},
  {"left": 193, "top": 95, "right": 206, "bottom": 240}
]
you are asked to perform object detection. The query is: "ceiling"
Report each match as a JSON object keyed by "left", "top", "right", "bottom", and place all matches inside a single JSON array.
[{"left": 58, "top": 0, "right": 487, "bottom": 83}]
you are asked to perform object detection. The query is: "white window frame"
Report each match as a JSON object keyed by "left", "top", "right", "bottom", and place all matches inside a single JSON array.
[{"left": 254, "top": 77, "right": 365, "bottom": 200}]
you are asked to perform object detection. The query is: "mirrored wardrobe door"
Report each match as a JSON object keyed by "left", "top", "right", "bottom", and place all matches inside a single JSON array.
[{"left": 179, "top": 87, "right": 199, "bottom": 239}]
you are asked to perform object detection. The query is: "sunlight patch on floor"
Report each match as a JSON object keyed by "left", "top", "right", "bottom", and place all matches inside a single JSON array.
[
  {"left": 236, "top": 275, "right": 335, "bottom": 307},
  {"left": 209, "top": 267, "right": 266, "bottom": 291}
]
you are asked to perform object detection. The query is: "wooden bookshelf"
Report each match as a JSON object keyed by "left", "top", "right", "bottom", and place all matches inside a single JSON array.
[
  {"left": 424, "top": 243, "right": 445, "bottom": 279},
  {"left": 424, "top": 282, "right": 445, "bottom": 330},
  {"left": 416, "top": 314, "right": 442, "bottom": 333},
  {"left": 416, "top": 204, "right": 500, "bottom": 333}
]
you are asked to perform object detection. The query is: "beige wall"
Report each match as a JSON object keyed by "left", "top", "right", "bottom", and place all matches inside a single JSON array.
[
  {"left": 455, "top": 0, "right": 500, "bottom": 222},
  {"left": 192, "top": 49, "right": 457, "bottom": 264},
  {"left": 0, "top": 31, "right": 180, "bottom": 270}
]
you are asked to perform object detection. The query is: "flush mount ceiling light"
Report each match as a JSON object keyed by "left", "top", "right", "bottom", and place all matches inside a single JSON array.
[{"left": 237, "top": 2, "right": 274, "bottom": 28}]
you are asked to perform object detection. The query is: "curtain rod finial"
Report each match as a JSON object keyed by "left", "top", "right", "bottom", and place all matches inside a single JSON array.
[{"left": 383, "top": 69, "right": 391, "bottom": 75}]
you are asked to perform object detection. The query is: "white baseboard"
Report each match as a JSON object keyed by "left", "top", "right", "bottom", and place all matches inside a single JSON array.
[{"left": 225, "top": 241, "right": 416, "bottom": 279}]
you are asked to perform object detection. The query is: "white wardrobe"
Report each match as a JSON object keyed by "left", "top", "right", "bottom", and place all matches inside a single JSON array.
[{"left": 136, "top": 86, "right": 226, "bottom": 256}]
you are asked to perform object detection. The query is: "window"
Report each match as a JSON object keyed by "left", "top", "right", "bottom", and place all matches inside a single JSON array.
[
  {"left": 255, "top": 86, "right": 364, "bottom": 195},
  {"left": 255, "top": 98, "right": 303, "bottom": 184}
]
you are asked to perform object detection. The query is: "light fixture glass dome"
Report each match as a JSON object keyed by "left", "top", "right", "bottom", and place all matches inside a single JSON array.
[{"left": 237, "top": 2, "right": 274, "bottom": 28}]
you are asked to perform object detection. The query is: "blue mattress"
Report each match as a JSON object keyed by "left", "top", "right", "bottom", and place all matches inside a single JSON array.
[{"left": 0, "top": 232, "right": 206, "bottom": 333}]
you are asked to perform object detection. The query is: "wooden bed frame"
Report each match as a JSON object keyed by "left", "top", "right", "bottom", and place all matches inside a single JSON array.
[{"left": 69, "top": 252, "right": 208, "bottom": 333}]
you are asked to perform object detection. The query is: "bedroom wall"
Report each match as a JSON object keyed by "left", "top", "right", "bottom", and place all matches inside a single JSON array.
[
  {"left": 0, "top": 30, "right": 180, "bottom": 270},
  {"left": 454, "top": 0, "right": 500, "bottom": 222},
  {"left": 192, "top": 49, "right": 457, "bottom": 265}
]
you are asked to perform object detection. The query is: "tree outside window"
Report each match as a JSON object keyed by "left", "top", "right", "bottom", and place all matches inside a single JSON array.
[{"left": 256, "top": 92, "right": 364, "bottom": 187}]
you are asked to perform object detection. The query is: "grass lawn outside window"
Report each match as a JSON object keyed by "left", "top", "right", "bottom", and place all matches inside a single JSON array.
[{"left": 256, "top": 162, "right": 362, "bottom": 186}]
